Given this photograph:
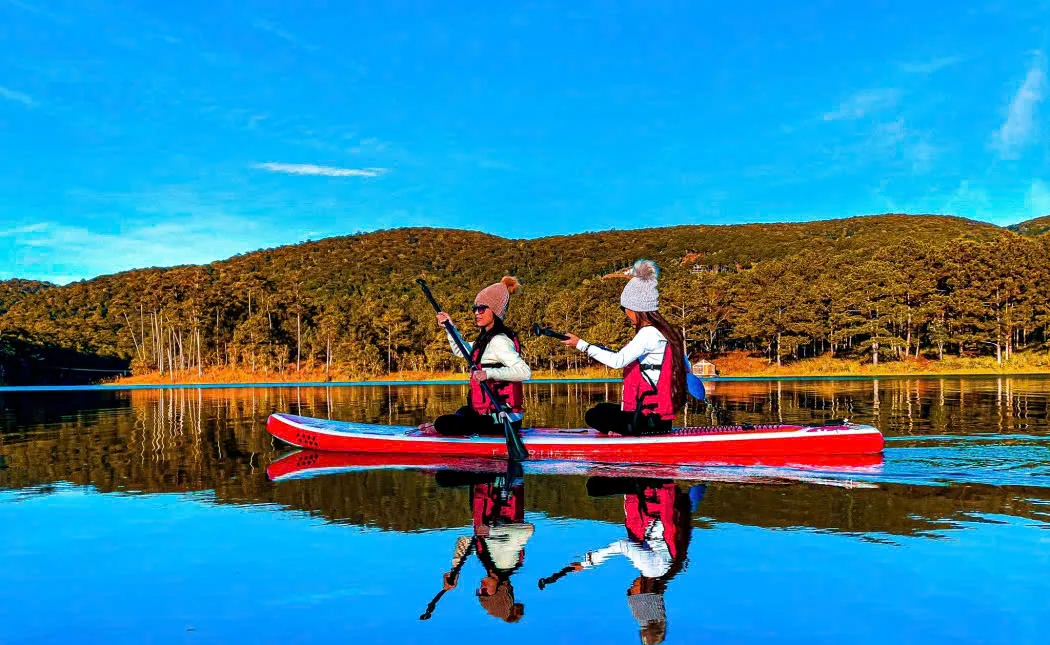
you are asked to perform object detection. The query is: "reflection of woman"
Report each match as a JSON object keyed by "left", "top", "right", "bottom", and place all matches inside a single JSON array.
[
  {"left": 435, "top": 470, "right": 534, "bottom": 623},
  {"left": 560, "top": 479, "right": 701, "bottom": 645}
]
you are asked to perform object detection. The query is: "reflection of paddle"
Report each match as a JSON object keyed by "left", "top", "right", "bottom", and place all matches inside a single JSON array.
[
  {"left": 417, "top": 279, "right": 528, "bottom": 461},
  {"left": 420, "top": 538, "right": 477, "bottom": 620},
  {"left": 538, "top": 562, "right": 582, "bottom": 590}
]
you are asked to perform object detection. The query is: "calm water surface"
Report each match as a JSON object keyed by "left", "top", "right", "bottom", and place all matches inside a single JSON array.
[{"left": 2, "top": 378, "right": 1050, "bottom": 644}]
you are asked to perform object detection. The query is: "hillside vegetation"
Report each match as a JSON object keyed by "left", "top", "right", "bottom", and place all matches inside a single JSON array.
[
  {"left": 1009, "top": 215, "right": 1050, "bottom": 237},
  {"left": 3, "top": 214, "right": 1048, "bottom": 384}
]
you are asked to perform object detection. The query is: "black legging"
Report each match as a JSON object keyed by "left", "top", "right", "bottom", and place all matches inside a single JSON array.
[
  {"left": 434, "top": 405, "right": 524, "bottom": 437},
  {"left": 585, "top": 402, "right": 673, "bottom": 436}
]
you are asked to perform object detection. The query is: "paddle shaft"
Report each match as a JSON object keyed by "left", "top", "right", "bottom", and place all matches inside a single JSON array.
[
  {"left": 416, "top": 279, "right": 529, "bottom": 460},
  {"left": 420, "top": 538, "right": 476, "bottom": 620},
  {"left": 538, "top": 563, "right": 580, "bottom": 590}
]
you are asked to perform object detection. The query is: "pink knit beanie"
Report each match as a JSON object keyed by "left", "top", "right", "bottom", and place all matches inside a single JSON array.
[{"left": 475, "top": 276, "right": 520, "bottom": 320}]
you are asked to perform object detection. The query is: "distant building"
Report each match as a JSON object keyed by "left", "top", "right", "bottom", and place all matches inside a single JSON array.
[{"left": 691, "top": 359, "right": 718, "bottom": 377}]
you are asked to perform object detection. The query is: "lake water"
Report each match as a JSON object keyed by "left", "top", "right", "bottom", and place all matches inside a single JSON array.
[{"left": 2, "top": 378, "right": 1049, "bottom": 644}]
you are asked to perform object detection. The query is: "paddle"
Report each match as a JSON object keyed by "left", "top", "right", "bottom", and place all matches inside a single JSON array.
[
  {"left": 535, "top": 322, "right": 706, "bottom": 401},
  {"left": 531, "top": 322, "right": 570, "bottom": 341},
  {"left": 419, "top": 538, "right": 476, "bottom": 620},
  {"left": 537, "top": 563, "right": 581, "bottom": 590},
  {"left": 417, "top": 279, "right": 529, "bottom": 461}
]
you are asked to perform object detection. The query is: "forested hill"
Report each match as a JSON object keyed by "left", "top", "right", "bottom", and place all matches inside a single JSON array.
[
  {"left": 0, "top": 279, "right": 54, "bottom": 315},
  {"left": 1, "top": 213, "right": 1047, "bottom": 384},
  {"left": 1009, "top": 215, "right": 1050, "bottom": 237}
]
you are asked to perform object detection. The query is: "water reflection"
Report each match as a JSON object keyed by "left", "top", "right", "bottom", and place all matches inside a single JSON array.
[
  {"left": 2, "top": 379, "right": 1050, "bottom": 642},
  {"left": 423, "top": 463, "right": 532, "bottom": 623},
  {"left": 1, "top": 380, "right": 1050, "bottom": 532},
  {"left": 542, "top": 478, "right": 700, "bottom": 645}
]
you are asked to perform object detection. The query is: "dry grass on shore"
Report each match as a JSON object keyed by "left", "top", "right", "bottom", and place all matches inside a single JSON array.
[{"left": 107, "top": 349, "right": 1050, "bottom": 386}]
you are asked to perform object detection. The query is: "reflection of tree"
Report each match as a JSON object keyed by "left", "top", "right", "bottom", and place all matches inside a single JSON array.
[{"left": 2, "top": 382, "right": 1050, "bottom": 538}]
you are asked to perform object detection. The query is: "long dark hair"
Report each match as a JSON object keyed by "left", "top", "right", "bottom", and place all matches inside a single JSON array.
[
  {"left": 634, "top": 311, "right": 686, "bottom": 412},
  {"left": 472, "top": 316, "right": 518, "bottom": 360}
]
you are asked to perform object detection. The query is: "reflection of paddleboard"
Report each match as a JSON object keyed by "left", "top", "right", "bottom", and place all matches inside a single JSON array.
[
  {"left": 266, "top": 413, "right": 884, "bottom": 462},
  {"left": 265, "top": 449, "right": 884, "bottom": 489}
]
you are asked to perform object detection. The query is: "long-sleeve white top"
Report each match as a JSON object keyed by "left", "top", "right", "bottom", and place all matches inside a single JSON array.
[
  {"left": 576, "top": 326, "right": 668, "bottom": 376},
  {"left": 579, "top": 519, "right": 673, "bottom": 578},
  {"left": 447, "top": 332, "right": 532, "bottom": 382}
]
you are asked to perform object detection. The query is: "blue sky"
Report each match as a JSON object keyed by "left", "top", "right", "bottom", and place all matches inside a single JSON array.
[{"left": 2, "top": 0, "right": 1050, "bottom": 284}]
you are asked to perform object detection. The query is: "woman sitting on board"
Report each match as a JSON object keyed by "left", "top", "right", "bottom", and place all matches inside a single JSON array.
[
  {"left": 561, "top": 260, "right": 688, "bottom": 436},
  {"left": 433, "top": 276, "right": 532, "bottom": 436}
]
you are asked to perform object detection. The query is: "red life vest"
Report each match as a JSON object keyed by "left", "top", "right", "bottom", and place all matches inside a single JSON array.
[
  {"left": 624, "top": 483, "right": 686, "bottom": 561},
  {"left": 621, "top": 342, "right": 676, "bottom": 420},
  {"left": 469, "top": 333, "right": 525, "bottom": 415}
]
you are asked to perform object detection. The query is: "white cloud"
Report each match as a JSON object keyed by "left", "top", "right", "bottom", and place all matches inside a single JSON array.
[
  {"left": 1025, "top": 179, "right": 1050, "bottom": 216},
  {"left": 942, "top": 180, "right": 992, "bottom": 215},
  {"left": 900, "top": 56, "right": 964, "bottom": 74},
  {"left": 253, "top": 162, "right": 385, "bottom": 177},
  {"left": 0, "top": 222, "right": 49, "bottom": 236},
  {"left": 992, "top": 55, "right": 1047, "bottom": 159},
  {"left": 908, "top": 140, "right": 937, "bottom": 173},
  {"left": 252, "top": 19, "right": 317, "bottom": 50},
  {"left": 823, "top": 88, "right": 901, "bottom": 121},
  {"left": 5, "top": 215, "right": 284, "bottom": 284},
  {"left": 0, "top": 85, "right": 35, "bottom": 107}
]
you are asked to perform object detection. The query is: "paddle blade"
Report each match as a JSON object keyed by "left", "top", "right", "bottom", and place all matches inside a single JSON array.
[
  {"left": 503, "top": 417, "right": 529, "bottom": 461},
  {"left": 686, "top": 373, "right": 706, "bottom": 400}
]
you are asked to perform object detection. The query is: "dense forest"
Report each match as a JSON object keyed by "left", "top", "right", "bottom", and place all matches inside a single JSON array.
[{"left": 2, "top": 214, "right": 1049, "bottom": 384}]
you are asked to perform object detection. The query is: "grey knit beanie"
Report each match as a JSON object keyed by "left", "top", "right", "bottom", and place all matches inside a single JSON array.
[
  {"left": 620, "top": 260, "right": 660, "bottom": 312},
  {"left": 627, "top": 591, "right": 667, "bottom": 627}
]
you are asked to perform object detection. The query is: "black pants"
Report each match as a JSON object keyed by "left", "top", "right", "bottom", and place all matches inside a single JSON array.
[
  {"left": 434, "top": 406, "right": 523, "bottom": 436},
  {"left": 585, "top": 402, "right": 673, "bottom": 436}
]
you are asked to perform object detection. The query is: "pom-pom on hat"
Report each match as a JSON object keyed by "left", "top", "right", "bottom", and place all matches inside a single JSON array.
[
  {"left": 475, "top": 276, "right": 520, "bottom": 320},
  {"left": 620, "top": 260, "right": 660, "bottom": 312}
]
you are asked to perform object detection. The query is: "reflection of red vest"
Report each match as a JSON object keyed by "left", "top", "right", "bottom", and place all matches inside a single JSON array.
[
  {"left": 624, "top": 483, "right": 684, "bottom": 560},
  {"left": 622, "top": 343, "right": 675, "bottom": 420},
  {"left": 472, "top": 483, "right": 525, "bottom": 528},
  {"left": 469, "top": 333, "right": 525, "bottom": 415},
  {"left": 472, "top": 482, "right": 526, "bottom": 569}
]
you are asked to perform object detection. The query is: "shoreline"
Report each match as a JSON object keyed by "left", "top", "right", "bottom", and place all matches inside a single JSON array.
[
  {"left": 5, "top": 350, "right": 1050, "bottom": 391},
  {"left": 6, "top": 369, "right": 1050, "bottom": 392}
]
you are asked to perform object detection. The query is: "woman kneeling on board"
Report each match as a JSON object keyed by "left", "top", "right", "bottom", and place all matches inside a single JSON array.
[
  {"left": 561, "top": 260, "right": 687, "bottom": 436},
  {"left": 434, "top": 276, "right": 532, "bottom": 436}
]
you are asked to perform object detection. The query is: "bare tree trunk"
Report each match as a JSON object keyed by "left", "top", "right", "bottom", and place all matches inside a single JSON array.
[
  {"left": 123, "top": 312, "right": 143, "bottom": 361},
  {"left": 215, "top": 307, "right": 221, "bottom": 368},
  {"left": 140, "top": 304, "right": 146, "bottom": 364},
  {"left": 196, "top": 328, "right": 202, "bottom": 376},
  {"left": 248, "top": 290, "right": 255, "bottom": 373},
  {"left": 177, "top": 329, "right": 185, "bottom": 372},
  {"left": 296, "top": 311, "right": 301, "bottom": 372},
  {"left": 905, "top": 312, "right": 912, "bottom": 359},
  {"left": 168, "top": 326, "right": 175, "bottom": 380}
]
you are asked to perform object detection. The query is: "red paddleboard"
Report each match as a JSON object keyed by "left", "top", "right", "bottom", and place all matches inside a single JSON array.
[{"left": 266, "top": 413, "right": 884, "bottom": 463}]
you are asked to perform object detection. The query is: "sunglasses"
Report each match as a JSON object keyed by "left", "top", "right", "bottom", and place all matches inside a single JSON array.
[{"left": 472, "top": 305, "right": 490, "bottom": 313}]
